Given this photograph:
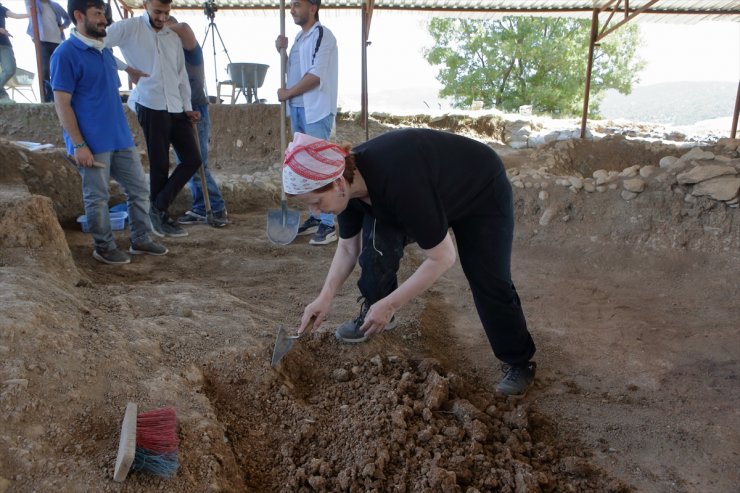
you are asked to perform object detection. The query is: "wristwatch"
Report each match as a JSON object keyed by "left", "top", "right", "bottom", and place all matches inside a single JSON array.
[{"left": 73, "top": 142, "right": 86, "bottom": 149}]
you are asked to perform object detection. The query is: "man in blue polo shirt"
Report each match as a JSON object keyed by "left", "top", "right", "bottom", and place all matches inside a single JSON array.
[{"left": 50, "top": 0, "right": 167, "bottom": 265}]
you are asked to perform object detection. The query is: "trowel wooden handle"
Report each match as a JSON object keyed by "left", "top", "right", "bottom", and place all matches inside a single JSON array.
[{"left": 303, "top": 315, "right": 316, "bottom": 334}]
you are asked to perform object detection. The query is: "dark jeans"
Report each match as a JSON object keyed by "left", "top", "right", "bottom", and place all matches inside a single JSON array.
[
  {"left": 135, "top": 103, "right": 202, "bottom": 213},
  {"left": 358, "top": 175, "right": 536, "bottom": 366},
  {"left": 40, "top": 41, "right": 58, "bottom": 102}
]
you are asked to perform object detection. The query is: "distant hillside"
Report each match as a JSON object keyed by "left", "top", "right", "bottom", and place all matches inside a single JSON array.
[{"left": 599, "top": 81, "right": 736, "bottom": 126}]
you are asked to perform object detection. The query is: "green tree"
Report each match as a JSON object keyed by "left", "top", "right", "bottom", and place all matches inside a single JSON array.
[{"left": 424, "top": 16, "right": 644, "bottom": 116}]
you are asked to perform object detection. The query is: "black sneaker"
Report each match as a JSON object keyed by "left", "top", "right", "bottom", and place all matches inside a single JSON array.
[
  {"left": 177, "top": 210, "right": 206, "bottom": 225},
  {"left": 161, "top": 217, "right": 188, "bottom": 237},
  {"left": 297, "top": 216, "right": 321, "bottom": 236},
  {"left": 149, "top": 205, "right": 167, "bottom": 237},
  {"left": 212, "top": 209, "right": 229, "bottom": 227},
  {"left": 128, "top": 239, "right": 168, "bottom": 256},
  {"left": 309, "top": 224, "right": 338, "bottom": 245},
  {"left": 335, "top": 297, "right": 398, "bottom": 343},
  {"left": 495, "top": 362, "right": 537, "bottom": 397},
  {"left": 92, "top": 248, "right": 130, "bottom": 265}
]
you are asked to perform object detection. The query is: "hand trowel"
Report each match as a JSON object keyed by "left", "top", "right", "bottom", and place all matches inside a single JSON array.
[{"left": 271, "top": 317, "right": 315, "bottom": 367}]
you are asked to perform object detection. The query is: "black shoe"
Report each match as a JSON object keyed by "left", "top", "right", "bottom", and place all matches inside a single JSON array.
[
  {"left": 213, "top": 209, "right": 230, "bottom": 226},
  {"left": 149, "top": 206, "right": 167, "bottom": 237},
  {"left": 177, "top": 210, "right": 206, "bottom": 225},
  {"left": 92, "top": 248, "right": 130, "bottom": 265},
  {"left": 297, "top": 216, "right": 321, "bottom": 236},
  {"left": 309, "top": 224, "right": 337, "bottom": 245},
  {"left": 496, "top": 362, "right": 537, "bottom": 397},
  {"left": 129, "top": 239, "right": 168, "bottom": 256},
  {"left": 334, "top": 297, "right": 397, "bottom": 343}
]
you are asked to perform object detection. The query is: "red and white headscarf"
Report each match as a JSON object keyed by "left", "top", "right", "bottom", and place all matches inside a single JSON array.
[{"left": 282, "top": 133, "right": 348, "bottom": 195}]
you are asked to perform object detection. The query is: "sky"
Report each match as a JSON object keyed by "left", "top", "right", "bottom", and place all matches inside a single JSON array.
[{"left": 2, "top": 3, "right": 738, "bottom": 114}]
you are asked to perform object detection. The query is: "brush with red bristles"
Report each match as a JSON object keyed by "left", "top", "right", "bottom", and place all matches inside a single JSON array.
[{"left": 113, "top": 402, "right": 179, "bottom": 482}]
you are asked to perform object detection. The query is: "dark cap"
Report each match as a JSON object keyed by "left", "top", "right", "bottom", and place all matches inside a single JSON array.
[{"left": 308, "top": 0, "right": 320, "bottom": 6}]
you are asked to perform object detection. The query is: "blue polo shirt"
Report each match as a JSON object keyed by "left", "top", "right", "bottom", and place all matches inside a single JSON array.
[{"left": 50, "top": 35, "right": 134, "bottom": 155}]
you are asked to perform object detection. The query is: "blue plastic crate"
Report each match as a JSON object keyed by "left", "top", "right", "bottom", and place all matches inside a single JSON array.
[{"left": 77, "top": 211, "right": 128, "bottom": 233}]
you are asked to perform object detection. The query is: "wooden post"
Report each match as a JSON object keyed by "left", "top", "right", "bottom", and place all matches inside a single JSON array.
[
  {"left": 360, "top": 2, "right": 369, "bottom": 140},
  {"left": 580, "top": 9, "right": 599, "bottom": 139},
  {"left": 28, "top": 0, "right": 45, "bottom": 101},
  {"left": 731, "top": 80, "right": 739, "bottom": 139}
]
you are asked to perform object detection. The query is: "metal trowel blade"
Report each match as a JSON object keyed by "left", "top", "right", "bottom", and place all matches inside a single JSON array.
[{"left": 271, "top": 325, "right": 295, "bottom": 367}]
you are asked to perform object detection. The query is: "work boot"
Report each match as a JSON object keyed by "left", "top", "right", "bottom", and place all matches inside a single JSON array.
[
  {"left": 335, "top": 298, "right": 397, "bottom": 343},
  {"left": 495, "top": 362, "right": 537, "bottom": 397},
  {"left": 92, "top": 248, "right": 130, "bottom": 265}
]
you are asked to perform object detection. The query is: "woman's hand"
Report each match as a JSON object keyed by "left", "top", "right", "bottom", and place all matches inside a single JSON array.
[
  {"left": 360, "top": 298, "right": 396, "bottom": 337},
  {"left": 299, "top": 295, "right": 332, "bottom": 334}
]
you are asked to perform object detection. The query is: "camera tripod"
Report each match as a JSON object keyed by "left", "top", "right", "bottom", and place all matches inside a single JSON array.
[{"left": 202, "top": 9, "right": 232, "bottom": 86}]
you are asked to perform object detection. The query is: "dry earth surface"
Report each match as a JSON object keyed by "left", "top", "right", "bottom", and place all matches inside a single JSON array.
[{"left": 0, "top": 104, "right": 738, "bottom": 493}]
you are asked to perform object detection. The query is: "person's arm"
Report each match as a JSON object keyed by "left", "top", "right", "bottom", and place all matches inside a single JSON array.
[
  {"left": 53, "top": 91, "right": 95, "bottom": 167},
  {"left": 7, "top": 11, "right": 30, "bottom": 19},
  {"left": 298, "top": 233, "right": 362, "bottom": 333},
  {"left": 112, "top": 55, "right": 149, "bottom": 84},
  {"left": 104, "top": 18, "right": 131, "bottom": 48},
  {"left": 56, "top": 1, "right": 70, "bottom": 29},
  {"left": 361, "top": 232, "right": 457, "bottom": 336},
  {"left": 277, "top": 73, "right": 319, "bottom": 102},
  {"left": 167, "top": 22, "right": 197, "bottom": 51}
]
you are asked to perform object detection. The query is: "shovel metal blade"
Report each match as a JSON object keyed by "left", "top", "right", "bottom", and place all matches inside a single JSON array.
[
  {"left": 271, "top": 325, "right": 295, "bottom": 366},
  {"left": 267, "top": 200, "right": 300, "bottom": 245}
]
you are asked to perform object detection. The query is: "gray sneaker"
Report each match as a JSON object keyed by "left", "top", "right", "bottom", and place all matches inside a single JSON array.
[
  {"left": 149, "top": 206, "right": 167, "bottom": 237},
  {"left": 309, "top": 224, "right": 337, "bottom": 245},
  {"left": 128, "top": 239, "right": 168, "bottom": 256},
  {"left": 495, "top": 362, "right": 537, "bottom": 397},
  {"left": 177, "top": 210, "right": 206, "bottom": 225},
  {"left": 92, "top": 248, "right": 131, "bottom": 265},
  {"left": 297, "top": 216, "right": 321, "bottom": 236},
  {"left": 150, "top": 206, "right": 187, "bottom": 237},
  {"left": 335, "top": 298, "right": 397, "bottom": 343},
  {"left": 161, "top": 218, "right": 188, "bottom": 237},
  {"left": 212, "top": 209, "right": 229, "bottom": 227}
]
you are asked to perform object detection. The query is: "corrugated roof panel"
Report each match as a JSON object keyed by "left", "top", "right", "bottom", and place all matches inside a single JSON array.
[{"left": 151, "top": 1, "right": 740, "bottom": 22}]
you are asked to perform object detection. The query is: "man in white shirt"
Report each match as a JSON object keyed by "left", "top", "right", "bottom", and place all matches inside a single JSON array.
[
  {"left": 105, "top": 0, "right": 201, "bottom": 238},
  {"left": 275, "top": 0, "right": 339, "bottom": 246}
]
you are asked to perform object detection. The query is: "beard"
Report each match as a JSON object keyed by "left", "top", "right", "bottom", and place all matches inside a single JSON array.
[
  {"left": 149, "top": 15, "right": 164, "bottom": 30},
  {"left": 293, "top": 12, "right": 308, "bottom": 26},
  {"left": 84, "top": 18, "right": 107, "bottom": 39}
]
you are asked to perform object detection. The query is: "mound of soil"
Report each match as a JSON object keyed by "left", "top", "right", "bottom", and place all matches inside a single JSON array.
[{"left": 0, "top": 104, "right": 738, "bottom": 493}]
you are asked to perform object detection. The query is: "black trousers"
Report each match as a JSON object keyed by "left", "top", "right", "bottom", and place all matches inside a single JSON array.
[
  {"left": 40, "top": 41, "right": 58, "bottom": 102},
  {"left": 136, "top": 104, "right": 202, "bottom": 213},
  {"left": 357, "top": 175, "right": 536, "bottom": 366}
]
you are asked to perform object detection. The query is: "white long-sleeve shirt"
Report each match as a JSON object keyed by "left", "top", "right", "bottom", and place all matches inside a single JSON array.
[
  {"left": 288, "top": 22, "right": 338, "bottom": 124},
  {"left": 105, "top": 13, "right": 191, "bottom": 113}
]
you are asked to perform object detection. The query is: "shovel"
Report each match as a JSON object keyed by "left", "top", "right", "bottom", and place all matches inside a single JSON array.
[
  {"left": 271, "top": 317, "right": 315, "bottom": 367},
  {"left": 266, "top": 0, "right": 300, "bottom": 245}
]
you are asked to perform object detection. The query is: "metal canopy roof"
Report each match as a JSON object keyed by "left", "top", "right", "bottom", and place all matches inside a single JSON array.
[
  {"left": 108, "top": 0, "right": 740, "bottom": 138},
  {"left": 156, "top": 1, "right": 740, "bottom": 23}
]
